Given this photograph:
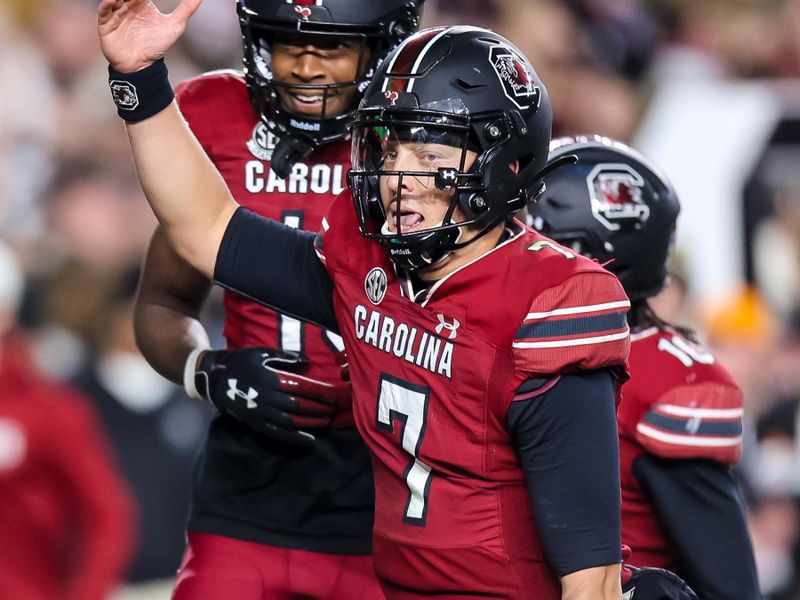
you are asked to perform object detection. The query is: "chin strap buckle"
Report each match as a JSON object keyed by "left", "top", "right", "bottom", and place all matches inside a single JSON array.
[{"left": 271, "top": 134, "right": 316, "bottom": 179}]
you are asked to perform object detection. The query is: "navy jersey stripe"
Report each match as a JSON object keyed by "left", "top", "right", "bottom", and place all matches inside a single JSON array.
[
  {"left": 643, "top": 412, "right": 743, "bottom": 437},
  {"left": 515, "top": 312, "right": 627, "bottom": 340}
]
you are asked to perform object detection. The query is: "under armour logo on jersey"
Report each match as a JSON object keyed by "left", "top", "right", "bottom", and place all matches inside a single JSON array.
[
  {"left": 365, "top": 267, "right": 388, "bottom": 305},
  {"left": 435, "top": 314, "right": 460, "bottom": 339},
  {"left": 226, "top": 379, "right": 259, "bottom": 408},
  {"left": 622, "top": 589, "right": 635, "bottom": 600}
]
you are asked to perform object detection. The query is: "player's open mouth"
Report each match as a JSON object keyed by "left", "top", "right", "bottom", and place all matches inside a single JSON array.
[
  {"left": 291, "top": 93, "right": 324, "bottom": 105},
  {"left": 284, "top": 89, "right": 341, "bottom": 112},
  {"left": 388, "top": 208, "right": 425, "bottom": 233}
]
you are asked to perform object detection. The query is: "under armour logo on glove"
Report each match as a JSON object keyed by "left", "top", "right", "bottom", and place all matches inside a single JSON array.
[
  {"left": 226, "top": 379, "right": 259, "bottom": 408},
  {"left": 190, "top": 348, "right": 346, "bottom": 446},
  {"left": 435, "top": 314, "right": 460, "bottom": 340}
]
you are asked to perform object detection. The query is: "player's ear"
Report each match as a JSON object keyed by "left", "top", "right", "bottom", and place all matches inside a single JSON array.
[{"left": 509, "top": 160, "right": 519, "bottom": 174}]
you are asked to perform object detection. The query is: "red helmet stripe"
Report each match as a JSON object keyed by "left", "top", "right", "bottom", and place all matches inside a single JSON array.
[
  {"left": 382, "top": 26, "right": 491, "bottom": 94},
  {"left": 381, "top": 27, "right": 445, "bottom": 93}
]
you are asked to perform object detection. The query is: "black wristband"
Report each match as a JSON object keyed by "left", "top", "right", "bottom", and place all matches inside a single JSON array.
[{"left": 108, "top": 58, "right": 174, "bottom": 122}]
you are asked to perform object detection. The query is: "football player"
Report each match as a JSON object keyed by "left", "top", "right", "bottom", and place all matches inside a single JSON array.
[
  {"left": 100, "top": 5, "right": 630, "bottom": 598},
  {"left": 531, "top": 136, "right": 761, "bottom": 599},
  {"left": 131, "top": 1, "right": 422, "bottom": 598}
]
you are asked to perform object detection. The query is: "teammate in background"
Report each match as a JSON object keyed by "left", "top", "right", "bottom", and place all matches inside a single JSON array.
[
  {"left": 132, "top": 1, "right": 422, "bottom": 598},
  {"left": 0, "top": 240, "right": 135, "bottom": 600},
  {"left": 100, "top": 3, "right": 631, "bottom": 595},
  {"left": 531, "top": 136, "right": 761, "bottom": 600}
]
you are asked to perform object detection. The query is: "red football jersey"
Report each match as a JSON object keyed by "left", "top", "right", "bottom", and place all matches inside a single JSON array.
[
  {"left": 176, "top": 71, "right": 347, "bottom": 374},
  {"left": 317, "top": 194, "right": 630, "bottom": 598},
  {"left": 618, "top": 327, "right": 744, "bottom": 570},
  {"left": 175, "top": 73, "right": 374, "bottom": 554}
]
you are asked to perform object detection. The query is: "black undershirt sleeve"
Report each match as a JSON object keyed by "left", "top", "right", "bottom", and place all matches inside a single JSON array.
[
  {"left": 633, "top": 455, "right": 761, "bottom": 600},
  {"left": 506, "top": 369, "right": 621, "bottom": 577},
  {"left": 213, "top": 207, "right": 338, "bottom": 331}
]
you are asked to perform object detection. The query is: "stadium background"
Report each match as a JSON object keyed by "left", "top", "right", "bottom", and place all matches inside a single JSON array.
[{"left": 1, "top": 0, "right": 799, "bottom": 597}]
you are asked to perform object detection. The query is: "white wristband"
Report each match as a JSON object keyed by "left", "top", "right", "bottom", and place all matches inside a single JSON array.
[{"left": 183, "top": 346, "right": 210, "bottom": 401}]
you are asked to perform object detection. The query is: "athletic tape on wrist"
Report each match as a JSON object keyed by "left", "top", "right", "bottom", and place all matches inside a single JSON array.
[
  {"left": 183, "top": 346, "right": 211, "bottom": 401},
  {"left": 108, "top": 58, "right": 174, "bottom": 121}
]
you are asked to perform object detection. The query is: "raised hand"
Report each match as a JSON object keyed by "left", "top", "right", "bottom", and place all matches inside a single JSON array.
[{"left": 98, "top": 0, "right": 202, "bottom": 72}]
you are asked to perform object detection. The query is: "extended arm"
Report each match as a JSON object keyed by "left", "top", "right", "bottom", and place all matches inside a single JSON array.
[
  {"left": 100, "top": 0, "right": 336, "bottom": 327},
  {"left": 507, "top": 370, "right": 622, "bottom": 600},
  {"left": 99, "top": 0, "right": 235, "bottom": 277},
  {"left": 214, "top": 208, "right": 337, "bottom": 330},
  {"left": 127, "top": 102, "right": 234, "bottom": 277},
  {"left": 634, "top": 455, "right": 761, "bottom": 599}
]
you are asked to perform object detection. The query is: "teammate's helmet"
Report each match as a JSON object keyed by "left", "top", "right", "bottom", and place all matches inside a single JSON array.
[
  {"left": 530, "top": 136, "right": 680, "bottom": 301},
  {"left": 348, "top": 26, "right": 552, "bottom": 270},
  {"left": 238, "top": 0, "right": 423, "bottom": 146}
]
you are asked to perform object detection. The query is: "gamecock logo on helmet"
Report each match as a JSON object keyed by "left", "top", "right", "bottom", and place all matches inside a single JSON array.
[
  {"left": 587, "top": 163, "right": 650, "bottom": 231},
  {"left": 287, "top": 0, "right": 322, "bottom": 19},
  {"left": 488, "top": 45, "right": 540, "bottom": 110},
  {"left": 384, "top": 91, "right": 399, "bottom": 105}
]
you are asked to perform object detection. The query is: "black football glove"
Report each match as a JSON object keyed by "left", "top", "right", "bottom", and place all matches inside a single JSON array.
[
  {"left": 189, "top": 348, "right": 345, "bottom": 446},
  {"left": 621, "top": 565, "right": 699, "bottom": 600}
]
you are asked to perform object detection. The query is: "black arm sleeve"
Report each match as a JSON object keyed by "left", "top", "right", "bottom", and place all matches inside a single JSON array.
[
  {"left": 633, "top": 455, "right": 761, "bottom": 600},
  {"left": 506, "top": 369, "right": 621, "bottom": 576},
  {"left": 213, "top": 207, "right": 338, "bottom": 331}
]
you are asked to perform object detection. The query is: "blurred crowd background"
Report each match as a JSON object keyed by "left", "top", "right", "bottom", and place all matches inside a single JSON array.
[{"left": 2, "top": 0, "right": 800, "bottom": 598}]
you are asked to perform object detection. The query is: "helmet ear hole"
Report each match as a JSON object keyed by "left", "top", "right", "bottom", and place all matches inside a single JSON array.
[
  {"left": 466, "top": 194, "right": 489, "bottom": 216},
  {"left": 484, "top": 121, "right": 506, "bottom": 142}
]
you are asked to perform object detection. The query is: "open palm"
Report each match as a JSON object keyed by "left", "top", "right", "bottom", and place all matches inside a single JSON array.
[{"left": 98, "top": 0, "right": 201, "bottom": 73}]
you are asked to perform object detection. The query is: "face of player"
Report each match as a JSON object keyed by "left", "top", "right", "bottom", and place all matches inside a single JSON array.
[
  {"left": 270, "top": 32, "right": 367, "bottom": 118},
  {"left": 379, "top": 141, "right": 478, "bottom": 235}
]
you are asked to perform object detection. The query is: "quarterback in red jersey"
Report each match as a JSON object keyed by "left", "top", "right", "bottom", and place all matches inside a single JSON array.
[
  {"left": 132, "top": 1, "right": 422, "bottom": 598},
  {"left": 100, "top": 8, "right": 631, "bottom": 599},
  {"left": 532, "top": 136, "right": 761, "bottom": 599}
]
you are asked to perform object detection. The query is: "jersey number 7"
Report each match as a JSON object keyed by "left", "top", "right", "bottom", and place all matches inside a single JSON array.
[{"left": 376, "top": 373, "right": 433, "bottom": 526}]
